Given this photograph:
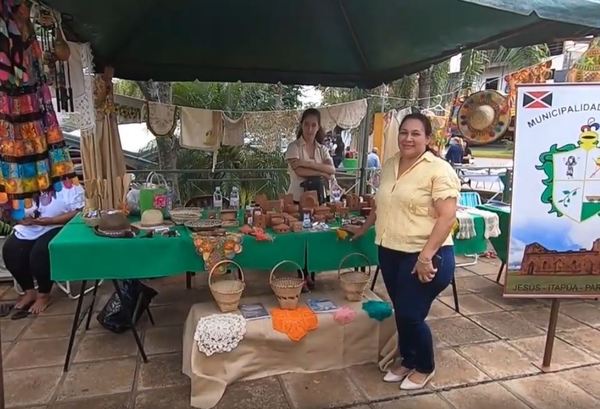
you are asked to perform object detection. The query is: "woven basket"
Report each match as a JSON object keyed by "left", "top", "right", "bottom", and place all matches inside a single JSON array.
[
  {"left": 338, "top": 253, "right": 372, "bottom": 301},
  {"left": 270, "top": 260, "right": 305, "bottom": 310},
  {"left": 209, "top": 260, "right": 245, "bottom": 312},
  {"left": 170, "top": 207, "right": 201, "bottom": 225}
]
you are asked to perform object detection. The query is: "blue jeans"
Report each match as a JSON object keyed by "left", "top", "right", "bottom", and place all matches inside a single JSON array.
[{"left": 378, "top": 245, "right": 455, "bottom": 373}]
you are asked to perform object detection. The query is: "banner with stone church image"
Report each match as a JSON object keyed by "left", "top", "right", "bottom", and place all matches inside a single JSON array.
[{"left": 507, "top": 83, "right": 600, "bottom": 297}]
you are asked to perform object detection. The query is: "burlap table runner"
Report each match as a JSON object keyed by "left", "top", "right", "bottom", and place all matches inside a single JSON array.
[{"left": 182, "top": 289, "right": 397, "bottom": 409}]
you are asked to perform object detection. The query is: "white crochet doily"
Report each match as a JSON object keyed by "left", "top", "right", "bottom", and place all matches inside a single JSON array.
[{"left": 194, "top": 314, "right": 247, "bottom": 356}]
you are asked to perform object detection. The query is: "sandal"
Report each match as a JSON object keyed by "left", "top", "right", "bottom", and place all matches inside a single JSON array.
[
  {"left": 11, "top": 309, "right": 31, "bottom": 320},
  {"left": 10, "top": 301, "right": 34, "bottom": 320},
  {"left": 0, "top": 303, "right": 15, "bottom": 318}
]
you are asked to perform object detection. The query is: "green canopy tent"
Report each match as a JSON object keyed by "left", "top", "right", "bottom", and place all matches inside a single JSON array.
[{"left": 43, "top": 0, "right": 600, "bottom": 87}]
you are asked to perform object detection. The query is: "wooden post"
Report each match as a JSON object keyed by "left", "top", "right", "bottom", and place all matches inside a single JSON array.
[
  {"left": 542, "top": 299, "right": 561, "bottom": 371},
  {"left": 0, "top": 324, "right": 4, "bottom": 409}
]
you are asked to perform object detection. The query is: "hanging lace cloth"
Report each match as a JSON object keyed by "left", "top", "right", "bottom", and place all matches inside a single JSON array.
[
  {"left": 146, "top": 101, "right": 178, "bottom": 136},
  {"left": 319, "top": 99, "right": 368, "bottom": 131},
  {"left": 222, "top": 113, "right": 246, "bottom": 146}
]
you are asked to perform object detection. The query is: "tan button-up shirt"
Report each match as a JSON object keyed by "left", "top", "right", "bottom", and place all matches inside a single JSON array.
[
  {"left": 285, "top": 138, "right": 332, "bottom": 201},
  {"left": 374, "top": 151, "right": 460, "bottom": 253}
]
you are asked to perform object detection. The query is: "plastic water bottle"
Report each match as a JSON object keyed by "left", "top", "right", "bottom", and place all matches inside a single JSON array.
[
  {"left": 230, "top": 186, "right": 240, "bottom": 209},
  {"left": 330, "top": 179, "right": 342, "bottom": 203},
  {"left": 302, "top": 211, "right": 312, "bottom": 229},
  {"left": 213, "top": 186, "right": 223, "bottom": 209}
]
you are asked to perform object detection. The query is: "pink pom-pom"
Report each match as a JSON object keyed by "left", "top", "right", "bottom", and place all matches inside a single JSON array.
[{"left": 334, "top": 306, "right": 357, "bottom": 325}]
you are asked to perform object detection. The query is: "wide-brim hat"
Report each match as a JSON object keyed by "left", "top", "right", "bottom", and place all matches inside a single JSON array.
[
  {"left": 95, "top": 211, "right": 135, "bottom": 238},
  {"left": 130, "top": 209, "right": 174, "bottom": 230},
  {"left": 457, "top": 90, "right": 510, "bottom": 144}
]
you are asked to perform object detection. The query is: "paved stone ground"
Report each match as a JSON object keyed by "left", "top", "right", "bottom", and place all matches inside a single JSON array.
[{"left": 1, "top": 256, "right": 600, "bottom": 409}]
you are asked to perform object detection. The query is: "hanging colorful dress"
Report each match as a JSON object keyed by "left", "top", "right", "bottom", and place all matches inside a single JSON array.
[{"left": 0, "top": 0, "right": 78, "bottom": 220}]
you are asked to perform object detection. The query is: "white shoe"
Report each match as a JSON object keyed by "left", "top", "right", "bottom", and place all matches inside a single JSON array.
[
  {"left": 400, "top": 370, "right": 435, "bottom": 390},
  {"left": 383, "top": 368, "right": 411, "bottom": 383}
]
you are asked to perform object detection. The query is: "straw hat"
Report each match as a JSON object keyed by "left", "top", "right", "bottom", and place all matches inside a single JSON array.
[
  {"left": 457, "top": 90, "right": 510, "bottom": 144},
  {"left": 131, "top": 209, "right": 173, "bottom": 230}
]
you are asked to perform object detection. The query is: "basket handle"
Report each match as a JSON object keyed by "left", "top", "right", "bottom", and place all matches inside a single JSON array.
[
  {"left": 338, "top": 252, "right": 372, "bottom": 278},
  {"left": 269, "top": 260, "right": 304, "bottom": 285},
  {"left": 208, "top": 259, "right": 245, "bottom": 289}
]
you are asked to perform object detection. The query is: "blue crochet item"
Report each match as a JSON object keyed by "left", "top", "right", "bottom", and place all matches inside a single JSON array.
[{"left": 362, "top": 300, "right": 393, "bottom": 321}]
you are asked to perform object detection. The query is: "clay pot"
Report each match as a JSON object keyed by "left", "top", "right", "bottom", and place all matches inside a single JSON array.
[{"left": 273, "top": 224, "right": 290, "bottom": 233}]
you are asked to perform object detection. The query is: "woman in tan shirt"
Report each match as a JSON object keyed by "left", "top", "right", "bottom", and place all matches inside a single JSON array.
[
  {"left": 285, "top": 108, "right": 336, "bottom": 202},
  {"left": 351, "top": 113, "right": 460, "bottom": 390}
]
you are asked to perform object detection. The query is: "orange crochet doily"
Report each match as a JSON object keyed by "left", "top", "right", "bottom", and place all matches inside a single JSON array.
[{"left": 271, "top": 307, "right": 318, "bottom": 342}]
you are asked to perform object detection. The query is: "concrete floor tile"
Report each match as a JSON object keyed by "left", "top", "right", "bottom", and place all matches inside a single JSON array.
[
  {"left": 503, "top": 373, "right": 599, "bottom": 409},
  {"left": 458, "top": 341, "right": 539, "bottom": 379},
  {"left": 454, "top": 268, "right": 477, "bottom": 278},
  {"left": 143, "top": 326, "right": 183, "bottom": 355},
  {"left": 214, "top": 377, "right": 290, "bottom": 409},
  {"left": 373, "top": 393, "right": 452, "bottom": 409},
  {"left": 429, "top": 349, "right": 490, "bottom": 389},
  {"left": 149, "top": 304, "right": 193, "bottom": 327},
  {"left": 74, "top": 332, "right": 138, "bottom": 363},
  {"left": 560, "top": 303, "right": 600, "bottom": 327},
  {"left": 22, "top": 315, "right": 79, "bottom": 339},
  {"left": 280, "top": 369, "right": 366, "bottom": 409},
  {"left": 2, "top": 341, "right": 11, "bottom": 358},
  {"left": 456, "top": 275, "right": 499, "bottom": 293},
  {"left": 469, "top": 312, "right": 545, "bottom": 339},
  {"left": 558, "top": 328, "right": 600, "bottom": 358},
  {"left": 1, "top": 317, "right": 30, "bottom": 341},
  {"left": 440, "top": 294, "right": 503, "bottom": 316},
  {"left": 4, "top": 337, "right": 70, "bottom": 370},
  {"left": 49, "top": 393, "right": 130, "bottom": 409},
  {"left": 442, "top": 383, "right": 531, "bottom": 409},
  {"left": 562, "top": 365, "right": 600, "bottom": 400},
  {"left": 512, "top": 307, "right": 587, "bottom": 332},
  {"left": 42, "top": 299, "right": 79, "bottom": 316},
  {"left": 509, "top": 336, "right": 598, "bottom": 371},
  {"left": 464, "top": 260, "right": 503, "bottom": 276},
  {"left": 427, "top": 300, "right": 458, "bottom": 320},
  {"left": 57, "top": 358, "right": 137, "bottom": 401},
  {"left": 4, "top": 366, "right": 63, "bottom": 407},
  {"left": 134, "top": 386, "right": 190, "bottom": 409},
  {"left": 137, "top": 353, "right": 189, "bottom": 390},
  {"left": 428, "top": 317, "right": 498, "bottom": 347}
]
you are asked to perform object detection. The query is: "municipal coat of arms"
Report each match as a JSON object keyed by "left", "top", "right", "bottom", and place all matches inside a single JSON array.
[{"left": 538, "top": 117, "right": 600, "bottom": 222}]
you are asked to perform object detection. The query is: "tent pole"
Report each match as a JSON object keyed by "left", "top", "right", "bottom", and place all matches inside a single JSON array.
[{"left": 358, "top": 98, "right": 371, "bottom": 195}]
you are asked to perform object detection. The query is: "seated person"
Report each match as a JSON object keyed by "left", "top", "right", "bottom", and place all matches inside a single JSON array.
[{"left": 2, "top": 184, "right": 84, "bottom": 316}]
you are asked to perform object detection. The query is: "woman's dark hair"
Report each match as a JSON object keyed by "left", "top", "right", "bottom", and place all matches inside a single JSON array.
[
  {"left": 398, "top": 112, "right": 438, "bottom": 156},
  {"left": 399, "top": 112, "right": 433, "bottom": 136},
  {"left": 297, "top": 108, "right": 325, "bottom": 144}
]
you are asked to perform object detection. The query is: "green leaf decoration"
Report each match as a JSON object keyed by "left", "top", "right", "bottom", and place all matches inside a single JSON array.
[{"left": 536, "top": 143, "right": 578, "bottom": 216}]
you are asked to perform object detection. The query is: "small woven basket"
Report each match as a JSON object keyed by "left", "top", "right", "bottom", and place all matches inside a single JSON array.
[
  {"left": 270, "top": 260, "right": 305, "bottom": 310},
  {"left": 338, "top": 253, "right": 372, "bottom": 301},
  {"left": 208, "top": 260, "right": 245, "bottom": 312},
  {"left": 170, "top": 207, "right": 201, "bottom": 225}
]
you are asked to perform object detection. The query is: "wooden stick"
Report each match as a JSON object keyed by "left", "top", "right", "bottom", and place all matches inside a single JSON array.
[
  {"left": 0, "top": 321, "right": 5, "bottom": 409},
  {"left": 542, "top": 299, "right": 561, "bottom": 371}
]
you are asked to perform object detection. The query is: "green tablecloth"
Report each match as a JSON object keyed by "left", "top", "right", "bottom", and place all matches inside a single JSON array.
[
  {"left": 454, "top": 214, "right": 487, "bottom": 256},
  {"left": 50, "top": 213, "right": 487, "bottom": 281},
  {"left": 50, "top": 216, "right": 305, "bottom": 281},
  {"left": 477, "top": 203, "right": 510, "bottom": 263}
]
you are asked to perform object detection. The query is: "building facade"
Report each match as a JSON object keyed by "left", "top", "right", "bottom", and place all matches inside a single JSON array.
[{"left": 520, "top": 239, "right": 600, "bottom": 275}]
